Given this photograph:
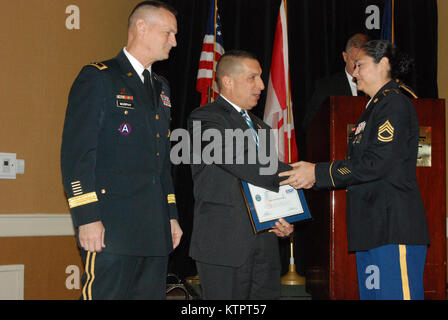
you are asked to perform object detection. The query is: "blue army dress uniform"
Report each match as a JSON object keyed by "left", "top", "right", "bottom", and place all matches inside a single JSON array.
[
  {"left": 314, "top": 80, "right": 430, "bottom": 300},
  {"left": 61, "top": 50, "right": 178, "bottom": 299}
]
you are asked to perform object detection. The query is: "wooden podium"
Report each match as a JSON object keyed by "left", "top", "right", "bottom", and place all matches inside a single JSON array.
[{"left": 304, "top": 96, "right": 446, "bottom": 300}]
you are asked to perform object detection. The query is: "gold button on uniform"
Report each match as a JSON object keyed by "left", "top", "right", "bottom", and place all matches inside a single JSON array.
[
  {"left": 156, "top": 133, "right": 161, "bottom": 138},
  {"left": 101, "top": 189, "right": 106, "bottom": 194},
  {"left": 124, "top": 110, "right": 128, "bottom": 115},
  {"left": 155, "top": 114, "right": 160, "bottom": 120},
  {"left": 156, "top": 152, "right": 160, "bottom": 157}
]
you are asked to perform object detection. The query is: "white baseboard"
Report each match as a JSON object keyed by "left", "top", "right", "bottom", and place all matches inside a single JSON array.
[
  {"left": 0, "top": 214, "right": 74, "bottom": 237},
  {"left": 0, "top": 265, "right": 24, "bottom": 300}
]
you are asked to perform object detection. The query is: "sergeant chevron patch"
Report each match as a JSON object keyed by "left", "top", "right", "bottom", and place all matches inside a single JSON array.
[{"left": 378, "top": 120, "right": 394, "bottom": 142}]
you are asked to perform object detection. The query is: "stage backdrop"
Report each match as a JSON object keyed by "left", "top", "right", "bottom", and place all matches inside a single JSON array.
[{"left": 0, "top": 0, "right": 442, "bottom": 299}]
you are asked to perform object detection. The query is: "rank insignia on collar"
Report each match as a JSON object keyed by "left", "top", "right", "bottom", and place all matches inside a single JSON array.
[
  {"left": 89, "top": 62, "right": 108, "bottom": 70},
  {"left": 160, "top": 92, "right": 171, "bottom": 108},
  {"left": 378, "top": 120, "right": 394, "bottom": 142}
]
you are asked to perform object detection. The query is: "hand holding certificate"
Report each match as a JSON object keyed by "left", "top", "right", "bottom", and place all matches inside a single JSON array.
[{"left": 240, "top": 180, "right": 311, "bottom": 233}]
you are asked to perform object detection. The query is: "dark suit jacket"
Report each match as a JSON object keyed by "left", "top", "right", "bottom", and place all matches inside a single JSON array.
[
  {"left": 302, "top": 71, "right": 353, "bottom": 130},
  {"left": 187, "top": 96, "right": 291, "bottom": 267},
  {"left": 314, "top": 80, "right": 430, "bottom": 251},
  {"left": 61, "top": 50, "right": 178, "bottom": 257}
]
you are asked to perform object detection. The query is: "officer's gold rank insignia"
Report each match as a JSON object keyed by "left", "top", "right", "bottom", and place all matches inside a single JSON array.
[
  {"left": 89, "top": 62, "right": 108, "bottom": 70},
  {"left": 378, "top": 120, "right": 394, "bottom": 142}
]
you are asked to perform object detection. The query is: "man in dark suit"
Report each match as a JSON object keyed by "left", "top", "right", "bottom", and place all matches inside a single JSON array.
[
  {"left": 60, "top": 1, "right": 182, "bottom": 300},
  {"left": 188, "top": 50, "right": 294, "bottom": 300},
  {"left": 302, "top": 33, "right": 370, "bottom": 129}
]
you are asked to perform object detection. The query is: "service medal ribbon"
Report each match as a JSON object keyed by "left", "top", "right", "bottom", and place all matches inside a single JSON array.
[
  {"left": 116, "top": 95, "right": 134, "bottom": 100},
  {"left": 160, "top": 93, "right": 171, "bottom": 108},
  {"left": 355, "top": 121, "right": 366, "bottom": 135}
]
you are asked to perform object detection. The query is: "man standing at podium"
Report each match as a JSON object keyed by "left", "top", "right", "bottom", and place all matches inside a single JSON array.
[
  {"left": 302, "top": 33, "right": 370, "bottom": 130},
  {"left": 280, "top": 40, "right": 430, "bottom": 300}
]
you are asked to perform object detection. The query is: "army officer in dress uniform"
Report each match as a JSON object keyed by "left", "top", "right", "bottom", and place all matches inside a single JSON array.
[
  {"left": 280, "top": 40, "right": 430, "bottom": 300},
  {"left": 61, "top": 1, "right": 182, "bottom": 300}
]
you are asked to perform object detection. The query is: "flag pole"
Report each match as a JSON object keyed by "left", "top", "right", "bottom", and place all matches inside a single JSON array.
[
  {"left": 280, "top": 0, "right": 305, "bottom": 286},
  {"left": 285, "top": 0, "right": 292, "bottom": 164},
  {"left": 210, "top": 0, "right": 218, "bottom": 102}
]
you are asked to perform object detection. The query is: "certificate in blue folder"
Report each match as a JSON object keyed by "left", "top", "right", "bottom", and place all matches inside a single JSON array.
[{"left": 240, "top": 180, "right": 312, "bottom": 233}]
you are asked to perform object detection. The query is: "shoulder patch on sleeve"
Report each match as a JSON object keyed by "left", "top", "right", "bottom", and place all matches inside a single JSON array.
[
  {"left": 88, "top": 62, "right": 108, "bottom": 70},
  {"left": 378, "top": 120, "right": 394, "bottom": 142}
]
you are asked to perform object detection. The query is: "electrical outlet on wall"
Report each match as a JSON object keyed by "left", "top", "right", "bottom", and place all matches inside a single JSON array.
[{"left": 0, "top": 153, "right": 25, "bottom": 179}]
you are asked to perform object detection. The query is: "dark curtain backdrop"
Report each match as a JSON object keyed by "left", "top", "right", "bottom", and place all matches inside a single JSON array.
[{"left": 153, "top": 0, "right": 438, "bottom": 279}]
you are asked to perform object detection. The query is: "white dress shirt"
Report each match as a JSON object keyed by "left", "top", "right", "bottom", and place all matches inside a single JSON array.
[
  {"left": 345, "top": 69, "right": 358, "bottom": 96},
  {"left": 123, "top": 47, "right": 152, "bottom": 84}
]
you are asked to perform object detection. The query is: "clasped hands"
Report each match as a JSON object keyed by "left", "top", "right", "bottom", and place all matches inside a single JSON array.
[
  {"left": 278, "top": 161, "right": 316, "bottom": 190},
  {"left": 268, "top": 161, "right": 316, "bottom": 237}
]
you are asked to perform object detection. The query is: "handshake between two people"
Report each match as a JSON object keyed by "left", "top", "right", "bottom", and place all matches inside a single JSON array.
[{"left": 278, "top": 161, "right": 316, "bottom": 190}]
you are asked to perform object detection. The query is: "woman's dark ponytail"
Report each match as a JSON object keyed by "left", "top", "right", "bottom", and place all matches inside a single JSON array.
[{"left": 362, "top": 40, "right": 414, "bottom": 79}]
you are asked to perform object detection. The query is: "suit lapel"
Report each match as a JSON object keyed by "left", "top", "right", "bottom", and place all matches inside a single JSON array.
[
  {"left": 214, "top": 96, "right": 269, "bottom": 133},
  {"left": 214, "top": 96, "right": 248, "bottom": 129}
]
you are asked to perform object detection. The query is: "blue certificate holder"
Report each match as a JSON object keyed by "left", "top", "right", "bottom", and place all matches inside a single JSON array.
[{"left": 240, "top": 180, "right": 312, "bottom": 234}]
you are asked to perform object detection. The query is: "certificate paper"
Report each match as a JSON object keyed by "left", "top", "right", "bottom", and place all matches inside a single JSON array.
[{"left": 240, "top": 180, "right": 312, "bottom": 233}]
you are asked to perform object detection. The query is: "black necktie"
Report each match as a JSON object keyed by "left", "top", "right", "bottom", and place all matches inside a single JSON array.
[{"left": 142, "top": 69, "right": 155, "bottom": 107}]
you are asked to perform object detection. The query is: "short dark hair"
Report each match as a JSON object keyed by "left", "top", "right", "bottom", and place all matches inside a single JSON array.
[
  {"left": 216, "top": 50, "right": 259, "bottom": 90},
  {"left": 362, "top": 40, "right": 414, "bottom": 79},
  {"left": 128, "top": 1, "right": 177, "bottom": 27},
  {"left": 345, "top": 33, "right": 371, "bottom": 52}
]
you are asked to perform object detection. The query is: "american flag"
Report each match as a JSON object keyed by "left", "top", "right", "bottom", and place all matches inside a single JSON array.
[{"left": 196, "top": 0, "right": 225, "bottom": 106}]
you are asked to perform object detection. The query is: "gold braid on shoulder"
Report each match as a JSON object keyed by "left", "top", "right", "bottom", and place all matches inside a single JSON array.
[{"left": 395, "top": 78, "right": 418, "bottom": 99}]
